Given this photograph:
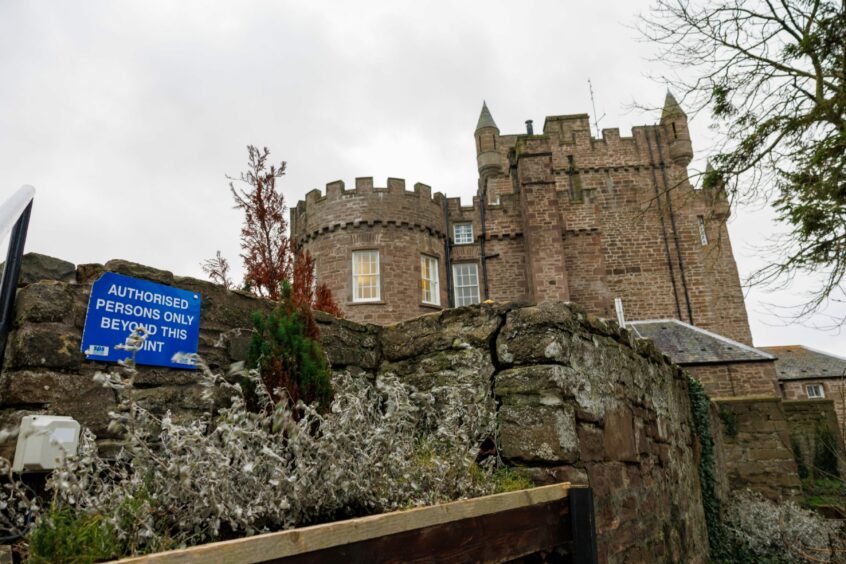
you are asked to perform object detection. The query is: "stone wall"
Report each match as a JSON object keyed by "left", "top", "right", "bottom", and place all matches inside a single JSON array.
[
  {"left": 711, "top": 397, "right": 803, "bottom": 502},
  {"left": 687, "top": 362, "right": 780, "bottom": 398},
  {"left": 0, "top": 256, "right": 272, "bottom": 458},
  {"left": 0, "top": 257, "right": 710, "bottom": 562},
  {"left": 783, "top": 379, "right": 846, "bottom": 445},
  {"left": 783, "top": 399, "right": 846, "bottom": 479}
]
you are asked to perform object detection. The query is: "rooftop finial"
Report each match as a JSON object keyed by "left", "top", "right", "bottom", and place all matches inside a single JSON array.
[{"left": 476, "top": 101, "right": 498, "bottom": 132}]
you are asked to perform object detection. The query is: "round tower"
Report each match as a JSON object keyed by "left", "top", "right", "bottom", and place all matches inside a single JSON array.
[
  {"left": 660, "top": 91, "right": 693, "bottom": 166},
  {"left": 290, "top": 177, "right": 448, "bottom": 324},
  {"left": 475, "top": 101, "right": 503, "bottom": 187}
]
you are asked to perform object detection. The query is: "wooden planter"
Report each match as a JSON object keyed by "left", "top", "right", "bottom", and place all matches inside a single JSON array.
[{"left": 114, "top": 483, "right": 597, "bottom": 564}]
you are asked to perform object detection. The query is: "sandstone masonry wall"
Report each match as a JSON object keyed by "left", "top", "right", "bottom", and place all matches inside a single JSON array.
[
  {"left": 782, "top": 399, "right": 846, "bottom": 479},
  {"left": 687, "top": 362, "right": 780, "bottom": 398},
  {"left": 711, "top": 397, "right": 803, "bottom": 502},
  {"left": 783, "top": 379, "right": 846, "bottom": 443},
  {"left": 0, "top": 258, "right": 710, "bottom": 563}
]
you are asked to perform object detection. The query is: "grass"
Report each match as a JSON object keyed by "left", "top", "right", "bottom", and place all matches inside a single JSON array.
[
  {"left": 27, "top": 503, "right": 121, "bottom": 564},
  {"left": 802, "top": 477, "right": 846, "bottom": 509}
]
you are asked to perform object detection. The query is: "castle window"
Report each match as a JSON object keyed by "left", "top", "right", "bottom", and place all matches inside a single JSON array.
[
  {"left": 352, "top": 250, "right": 380, "bottom": 302},
  {"left": 806, "top": 384, "right": 824, "bottom": 399},
  {"left": 697, "top": 216, "right": 708, "bottom": 246},
  {"left": 454, "top": 223, "right": 474, "bottom": 245},
  {"left": 420, "top": 255, "right": 440, "bottom": 306},
  {"left": 452, "top": 263, "right": 480, "bottom": 306}
]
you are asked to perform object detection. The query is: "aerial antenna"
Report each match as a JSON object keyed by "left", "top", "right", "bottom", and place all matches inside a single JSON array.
[{"left": 588, "top": 79, "right": 605, "bottom": 138}]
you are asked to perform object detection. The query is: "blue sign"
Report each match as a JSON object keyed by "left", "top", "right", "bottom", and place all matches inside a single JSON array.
[{"left": 81, "top": 272, "right": 201, "bottom": 369}]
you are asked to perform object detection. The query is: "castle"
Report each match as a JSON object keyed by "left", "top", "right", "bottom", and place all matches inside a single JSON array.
[{"left": 291, "top": 95, "right": 846, "bottom": 406}]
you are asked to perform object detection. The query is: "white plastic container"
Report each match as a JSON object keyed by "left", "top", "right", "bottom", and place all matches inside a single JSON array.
[{"left": 12, "top": 415, "right": 80, "bottom": 472}]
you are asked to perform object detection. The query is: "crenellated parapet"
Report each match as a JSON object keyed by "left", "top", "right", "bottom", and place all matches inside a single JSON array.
[{"left": 291, "top": 177, "right": 449, "bottom": 243}]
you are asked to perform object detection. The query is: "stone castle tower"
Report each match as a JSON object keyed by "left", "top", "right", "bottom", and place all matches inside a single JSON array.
[{"left": 291, "top": 94, "right": 752, "bottom": 345}]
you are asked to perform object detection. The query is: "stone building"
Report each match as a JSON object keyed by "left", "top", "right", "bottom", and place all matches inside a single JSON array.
[
  {"left": 292, "top": 95, "right": 751, "bottom": 340},
  {"left": 291, "top": 95, "right": 842, "bottom": 409}
]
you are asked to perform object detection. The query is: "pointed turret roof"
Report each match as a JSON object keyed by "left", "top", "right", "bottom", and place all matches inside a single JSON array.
[
  {"left": 475, "top": 101, "right": 498, "bottom": 132},
  {"left": 661, "top": 90, "right": 687, "bottom": 121}
]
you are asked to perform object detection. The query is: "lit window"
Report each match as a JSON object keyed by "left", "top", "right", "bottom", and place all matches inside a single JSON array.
[
  {"left": 352, "top": 250, "right": 380, "bottom": 302},
  {"left": 697, "top": 216, "right": 708, "bottom": 246},
  {"left": 452, "top": 263, "right": 480, "bottom": 306},
  {"left": 453, "top": 223, "right": 474, "bottom": 245},
  {"left": 420, "top": 255, "right": 440, "bottom": 305},
  {"left": 807, "top": 384, "right": 825, "bottom": 399}
]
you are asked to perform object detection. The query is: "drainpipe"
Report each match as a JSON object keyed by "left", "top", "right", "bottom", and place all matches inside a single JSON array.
[
  {"left": 644, "top": 128, "right": 684, "bottom": 321},
  {"left": 655, "top": 127, "right": 695, "bottom": 325},
  {"left": 442, "top": 195, "right": 454, "bottom": 307},
  {"left": 480, "top": 194, "right": 490, "bottom": 300}
]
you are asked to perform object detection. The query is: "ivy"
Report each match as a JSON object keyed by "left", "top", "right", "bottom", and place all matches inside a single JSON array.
[{"left": 687, "top": 375, "right": 730, "bottom": 560}]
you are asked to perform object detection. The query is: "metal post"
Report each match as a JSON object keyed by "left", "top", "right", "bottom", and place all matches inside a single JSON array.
[
  {"left": 570, "top": 486, "right": 598, "bottom": 564},
  {"left": 0, "top": 200, "right": 33, "bottom": 368}
]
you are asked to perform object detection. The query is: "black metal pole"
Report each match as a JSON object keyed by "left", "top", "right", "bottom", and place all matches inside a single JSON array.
[
  {"left": 0, "top": 200, "right": 33, "bottom": 368},
  {"left": 570, "top": 486, "right": 598, "bottom": 564}
]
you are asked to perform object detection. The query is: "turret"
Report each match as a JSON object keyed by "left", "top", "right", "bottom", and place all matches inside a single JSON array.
[
  {"left": 475, "top": 101, "right": 503, "bottom": 185},
  {"left": 660, "top": 91, "right": 693, "bottom": 166}
]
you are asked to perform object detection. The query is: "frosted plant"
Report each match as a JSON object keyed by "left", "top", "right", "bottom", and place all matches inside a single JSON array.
[
  {"left": 18, "top": 326, "right": 499, "bottom": 555},
  {"left": 725, "top": 490, "right": 846, "bottom": 562}
]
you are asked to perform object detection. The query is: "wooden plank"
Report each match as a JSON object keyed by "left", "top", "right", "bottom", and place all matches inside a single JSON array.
[
  {"left": 114, "top": 483, "right": 571, "bottom": 564},
  {"left": 272, "top": 498, "right": 569, "bottom": 564}
]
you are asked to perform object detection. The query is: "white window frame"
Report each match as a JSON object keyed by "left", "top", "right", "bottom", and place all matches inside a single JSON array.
[
  {"left": 807, "top": 384, "right": 825, "bottom": 399},
  {"left": 352, "top": 250, "right": 380, "bottom": 303},
  {"left": 452, "top": 263, "right": 481, "bottom": 307},
  {"left": 697, "top": 216, "right": 708, "bottom": 246},
  {"left": 453, "top": 223, "right": 474, "bottom": 245},
  {"left": 420, "top": 255, "right": 440, "bottom": 306}
]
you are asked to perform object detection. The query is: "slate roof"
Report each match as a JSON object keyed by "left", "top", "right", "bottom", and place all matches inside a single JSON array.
[
  {"left": 661, "top": 90, "right": 686, "bottom": 121},
  {"left": 760, "top": 345, "right": 846, "bottom": 381},
  {"left": 476, "top": 101, "right": 498, "bottom": 131},
  {"left": 628, "top": 319, "right": 775, "bottom": 365}
]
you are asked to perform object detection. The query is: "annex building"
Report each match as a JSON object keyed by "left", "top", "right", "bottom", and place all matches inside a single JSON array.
[{"left": 291, "top": 95, "right": 845, "bottom": 416}]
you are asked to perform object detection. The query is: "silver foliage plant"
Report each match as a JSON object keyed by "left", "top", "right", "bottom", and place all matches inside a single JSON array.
[
  {"left": 725, "top": 491, "right": 846, "bottom": 562},
  {"left": 6, "top": 327, "right": 497, "bottom": 551}
]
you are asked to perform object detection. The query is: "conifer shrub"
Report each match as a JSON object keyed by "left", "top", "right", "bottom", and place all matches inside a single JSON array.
[{"left": 247, "top": 280, "right": 333, "bottom": 410}]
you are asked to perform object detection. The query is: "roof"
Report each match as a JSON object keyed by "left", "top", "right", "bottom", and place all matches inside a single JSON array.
[
  {"left": 628, "top": 319, "right": 775, "bottom": 365},
  {"left": 661, "top": 90, "right": 686, "bottom": 121},
  {"left": 476, "top": 101, "right": 498, "bottom": 131},
  {"left": 760, "top": 345, "right": 846, "bottom": 381}
]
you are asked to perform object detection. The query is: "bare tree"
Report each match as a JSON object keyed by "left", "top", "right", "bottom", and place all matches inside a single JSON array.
[
  {"left": 201, "top": 250, "right": 233, "bottom": 290},
  {"left": 641, "top": 0, "right": 845, "bottom": 325}
]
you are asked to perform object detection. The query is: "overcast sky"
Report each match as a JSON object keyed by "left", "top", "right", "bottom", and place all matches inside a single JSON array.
[{"left": 1, "top": 1, "right": 842, "bottom": 355}]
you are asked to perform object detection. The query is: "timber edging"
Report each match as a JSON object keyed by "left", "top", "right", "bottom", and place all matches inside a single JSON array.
[{"left": 112, "top": 482, "right": 597, "bottom": 563}]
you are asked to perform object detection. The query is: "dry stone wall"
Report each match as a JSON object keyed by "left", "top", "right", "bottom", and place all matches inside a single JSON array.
[{"left": 0, "top": 256, "right": 713, "bottom": 562}]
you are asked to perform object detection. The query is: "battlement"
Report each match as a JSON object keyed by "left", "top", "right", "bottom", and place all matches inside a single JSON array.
[
  {"left": 500, "top": 118, "right": 684, "bottom": 171},
  {"left": 291, "top": 177, "right": 449, "bottom": 241},
  {"left": 297, "top": 177, "right": 446, "bottom": 210}
]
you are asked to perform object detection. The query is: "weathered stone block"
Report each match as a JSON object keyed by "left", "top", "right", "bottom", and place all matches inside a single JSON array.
[
  {"left": 4, "top": 253, "right": 76, "bottom": 285},
  {"left": 499, "top": 400, "right": 578, "bottom": 464},
  {"left": 496, "top": 302, "right": 582, "bottom": 365},
  {"left": 14, "top": 281, "right": 74, "bottom": 325},
  {"left": 0, "top": 370, "right": 117, "bottom": 439},
  {"left": 380, "top": 306, "right": 501, "bottom": 361},
  {"left": 6, "top": 323, "right": 82, "bottom": 370},
  {"left": 317, "top": 314, "right": 381, "bottom": 370},
  {"left": 604, "top": 406, "right": 638, "bottom": 462},
  {"left": 103, "top": 259, "right": 174, "bottom": 285}
]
